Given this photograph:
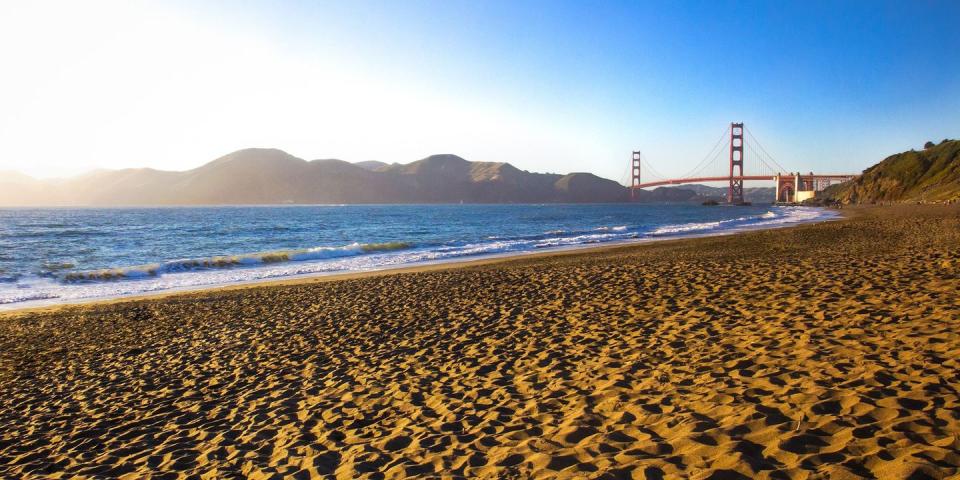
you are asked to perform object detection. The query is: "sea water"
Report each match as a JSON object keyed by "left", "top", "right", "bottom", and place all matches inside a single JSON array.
[{"left": 0, "top": 204, "right": 835, "bottom": 309}]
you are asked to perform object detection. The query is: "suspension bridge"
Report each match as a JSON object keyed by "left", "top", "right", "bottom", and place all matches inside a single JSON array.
[{"left": 629, "top": 123, "right": 857, "bottom": 204}]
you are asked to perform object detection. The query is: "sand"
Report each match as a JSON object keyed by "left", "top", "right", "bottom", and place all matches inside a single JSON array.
[{"left": 0, "top": 205, "right": 958, "bottom": 479}]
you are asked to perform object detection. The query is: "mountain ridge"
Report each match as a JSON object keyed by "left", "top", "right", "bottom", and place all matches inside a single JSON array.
[
  {"left": 0, "top": 149, "right": 631, "bottom": 205},
  {"left": 0, "top": 148, "right": 781, "bottom": 206}
]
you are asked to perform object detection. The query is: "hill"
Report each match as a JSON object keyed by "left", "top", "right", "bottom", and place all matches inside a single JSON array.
[
  {"left": 1, "top": 149, "right": 785, "bottom": 206},
  {"left": 825, "top": 139, "right": 960, "bottom": 204},
  {"left": 0, "top": 150, "right": 632, "bottom": 205}
]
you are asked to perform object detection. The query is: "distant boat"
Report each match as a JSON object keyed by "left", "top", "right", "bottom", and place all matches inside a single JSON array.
[{"left": 702, "top": 200, "right": 719, "bottom": 206}]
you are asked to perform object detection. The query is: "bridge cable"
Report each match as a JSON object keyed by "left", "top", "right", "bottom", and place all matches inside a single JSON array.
[
  {"left": 679, "top": 127, "right": 728, "bottom": 179},
  {"left": 640, "top": 153, "right": 670, "bottom": 182},
  {"left": 744, "top": 135, "right": 771, "bottom": 175},
  {"left": 619, "top": 161, "right": 632, "bottom": 187},
  {"left": 677, "top": 126, "right": 730, "bottom": 180},
  {"left": 744, "top": 126, "right": 790, "bottom": 174},
  {"left": 742, "top": 136, "right": 760, "bottom": 175},
  {"left": 645, "top": 155, "right": 670, "bottom": 181},
  {"left": 684, "top": 135, "right": 729, "bottom": 180},
  {"left": 743, "top": 141, "right": 768, "bottom": 176},
  {"left": 709, "top": 137, "right": 729, "bottom": 177}
]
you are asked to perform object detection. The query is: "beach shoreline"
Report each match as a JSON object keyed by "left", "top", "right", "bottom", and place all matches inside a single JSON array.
[{"left": 0, "top": 205, "right": 842, "bottom": 316}]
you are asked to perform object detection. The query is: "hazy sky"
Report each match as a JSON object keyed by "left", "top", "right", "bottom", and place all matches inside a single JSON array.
[{"left": 1, "top": 0, "right": 958, "bottom": 183}]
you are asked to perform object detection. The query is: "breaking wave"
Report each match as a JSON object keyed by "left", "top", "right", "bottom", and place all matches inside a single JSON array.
[
  {"left": 650, "top": 211, "right": 775, "bottom": 235},
  {"left": 649, "top": 208, "right": 829, "bottom": 236},
  {"left": 63, "top": 242, "right": 412, "bottom": 282}
]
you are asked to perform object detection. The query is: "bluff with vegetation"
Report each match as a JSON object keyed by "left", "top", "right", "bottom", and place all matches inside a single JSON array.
[{"left": 825, "top": 139, "right": 960, "bottom": 204}]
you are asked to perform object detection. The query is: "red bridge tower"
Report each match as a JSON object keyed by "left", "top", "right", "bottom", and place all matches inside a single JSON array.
[{"left": 728, "top": 122, "right": 745, "bottom": 204}]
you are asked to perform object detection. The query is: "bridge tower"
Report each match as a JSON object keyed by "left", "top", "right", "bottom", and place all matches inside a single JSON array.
[
  {"left": 630, "top": 151, "right": 641, "bottom": 200},
  {"left": 728, "top": 122, "right": 745, "bottom": 204}
]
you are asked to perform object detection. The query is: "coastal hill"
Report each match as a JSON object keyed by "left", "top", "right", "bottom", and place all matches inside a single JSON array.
[
  {"left": 0, "top": 148, "right": 773, "bottom": 206},
  {"left": 0, "top": 149, "right": 625, "bottom": 205},
  {"left": 825, "top": 139, "right": 960, "bottom": 204}
]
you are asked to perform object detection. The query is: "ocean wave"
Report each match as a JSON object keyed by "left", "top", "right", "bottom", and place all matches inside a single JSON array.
[
  {"left": 648, "top": 208, "right": 825, "bottom": 236},
  {"left": 594, "top": 225, "right": 628, "bottom": 232},
  {"left": 41, "top": 261, "right": 76, "bottom": 272},
  {"left": 533, "top": 232, "right": 618, "bottom": 248},
  {"left": 751, "top": 207, "right": 824, "bottom": 226},
  {"left": 650, "top": 221, "right": 724, "bottom": 235},
  {"left": 647, "top": 210, "right": 777, "bottom": 235},
  {"left": 0, "top": 291, "right": 59, "bottom": 304},
  {"left": 62, "top": 241, "right": 412, "bottom": 282}
]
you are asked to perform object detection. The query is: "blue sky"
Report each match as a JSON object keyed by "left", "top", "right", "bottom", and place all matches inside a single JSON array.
[{"left": 1, "top": 0, "right": 957, "bottom": 182}]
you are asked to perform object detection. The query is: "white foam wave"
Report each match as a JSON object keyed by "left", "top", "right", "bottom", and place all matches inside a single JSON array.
[
  {"left": 62, "top": 242, "right": 412, "bottom": 282},
  {"left": 750, "top": 207, "right": 827, "bottom": 226},
  {"left": 593, "top": 225, "right": 628, "bottom": 232},
  {"left": 650, "top": 221, "right": 724, "bottom": 235},
  {"left": 649, "top": 207, "right": 831, "bottom": 236}
]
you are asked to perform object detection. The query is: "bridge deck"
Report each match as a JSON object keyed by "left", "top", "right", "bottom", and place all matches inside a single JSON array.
[{"left": 631, "top": 174, "right": 856, "bottom": 190}]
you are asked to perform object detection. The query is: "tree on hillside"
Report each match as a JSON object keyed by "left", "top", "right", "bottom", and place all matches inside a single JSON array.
[{"left": 924, "top": 141, "right": 935, "bottom": 149}]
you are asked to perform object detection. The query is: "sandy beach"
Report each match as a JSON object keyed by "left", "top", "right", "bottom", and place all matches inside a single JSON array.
[{"left": 0, "top": 204, "right": 958, "bottom": 479}]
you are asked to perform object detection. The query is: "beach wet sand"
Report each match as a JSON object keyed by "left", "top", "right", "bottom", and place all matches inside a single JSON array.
[{"left": 0, "top": 205, "right": 958, "bottom": 479}]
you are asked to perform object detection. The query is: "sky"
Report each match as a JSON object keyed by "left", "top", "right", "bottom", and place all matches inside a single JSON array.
[{"left": 0, "top": 0, "right": 958, "bottom": 184}]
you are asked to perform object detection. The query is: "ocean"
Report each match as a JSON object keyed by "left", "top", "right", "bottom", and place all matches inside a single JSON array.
[{"left": 0, "top": 204, "right": 835, "bottom": 309}]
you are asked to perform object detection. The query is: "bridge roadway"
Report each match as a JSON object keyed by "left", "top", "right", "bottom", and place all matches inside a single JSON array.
[{"left": 632, "top": 174, "right": 856, "bottom": 190}]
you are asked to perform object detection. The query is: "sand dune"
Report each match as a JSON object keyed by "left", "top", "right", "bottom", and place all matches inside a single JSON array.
[{"left": 0, "top": 205, "right": 958, "bottom": 478}]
